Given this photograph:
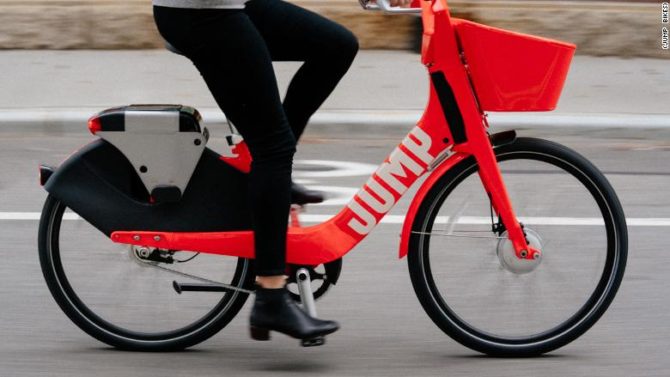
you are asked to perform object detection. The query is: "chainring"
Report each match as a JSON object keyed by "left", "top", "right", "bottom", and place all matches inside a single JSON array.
[{"left": 286, "top": 258, "right": 343, "bottom": 302}]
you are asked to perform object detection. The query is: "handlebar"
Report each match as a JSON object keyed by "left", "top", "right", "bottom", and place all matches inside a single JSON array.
[{"left": 358, "top": 0, "right": 421, "bottom": 14}]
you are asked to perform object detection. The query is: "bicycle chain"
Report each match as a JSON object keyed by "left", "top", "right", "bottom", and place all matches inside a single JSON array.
[{"left": 136, "top": 258, "right": 254, "bottom": 294}]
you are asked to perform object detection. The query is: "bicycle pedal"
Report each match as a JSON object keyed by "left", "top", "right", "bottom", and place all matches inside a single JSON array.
[{"left": 301, "top": 336, "right": 325, "bottom": 347}]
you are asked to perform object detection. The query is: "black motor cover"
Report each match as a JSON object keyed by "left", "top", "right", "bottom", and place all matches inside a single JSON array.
[{"left": 44, "top": 139, "right": 252, "bottom": 236}]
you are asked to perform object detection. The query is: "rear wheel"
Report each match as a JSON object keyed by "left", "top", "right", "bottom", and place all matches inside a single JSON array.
[
  {"left": 38, "top": 195, "right": 255, "bottom": 351},
  {"left": 408, "top": 137, "right": 627, "bottom": 356}
]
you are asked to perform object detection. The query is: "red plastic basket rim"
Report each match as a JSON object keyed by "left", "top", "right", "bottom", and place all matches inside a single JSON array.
[{"left": 452, "top": 18, "right": 577, "bottom": 52}]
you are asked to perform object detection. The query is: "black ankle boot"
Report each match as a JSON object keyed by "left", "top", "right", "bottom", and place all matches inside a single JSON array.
[
  {"left": 290, "top": 182, "right": 325, "bottom": 205},
  {"left": 249, "top": 287, "right": 339, "bottom": 341}
]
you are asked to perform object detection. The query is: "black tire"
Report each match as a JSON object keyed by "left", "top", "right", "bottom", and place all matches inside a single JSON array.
[
  {"left": 38, "top": 195, "right": 255, "bottom": 351},
  {"left": 408, "top": 137, "right": 627, "bottom": 356}
]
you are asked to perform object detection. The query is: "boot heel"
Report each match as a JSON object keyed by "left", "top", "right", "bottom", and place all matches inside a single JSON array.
[{"left": 250, "top": 326, "right": 271, "bottom": 341}]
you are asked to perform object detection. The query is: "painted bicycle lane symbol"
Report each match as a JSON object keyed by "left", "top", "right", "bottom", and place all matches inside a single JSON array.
[{"left": 293, "top": 160, "right": 376, "bottom": 206}]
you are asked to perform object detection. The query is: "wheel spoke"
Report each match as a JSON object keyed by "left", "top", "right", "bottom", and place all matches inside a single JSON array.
[
  {"left": 38, "top": 198, "right": 253, "bottom": 350},
  {"left": 407, "top": 138, "right": 626, "bottom": 355}
]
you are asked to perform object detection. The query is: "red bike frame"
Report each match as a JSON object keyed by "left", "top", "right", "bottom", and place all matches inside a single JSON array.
[{"left": 112, "top": 0, "right": 576, "bottom": 265}]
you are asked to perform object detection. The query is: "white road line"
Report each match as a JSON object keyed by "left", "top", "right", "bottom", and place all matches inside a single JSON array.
[
  {"left": 2, "top": 109, "right": 669, "bottom": 129},
  {"left": 0, "top": 212, "right": 80, "bottom": 220},
  {"left": 294, "top": 160, "right": 377, "bottom": 178},
  {"left": 2, "top": 212, "right": 668, "bottom": 226},
  {"left": 301, "top": 215, "right": 670, "bottom": 226}
]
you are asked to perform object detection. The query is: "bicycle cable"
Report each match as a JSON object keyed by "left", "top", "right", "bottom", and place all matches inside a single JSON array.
[
  {"left": 175, "top": 252, "right": 200, "bottom": 263},
  {"left": 411, "top": 230, "right": 505, "bottom": 239}
]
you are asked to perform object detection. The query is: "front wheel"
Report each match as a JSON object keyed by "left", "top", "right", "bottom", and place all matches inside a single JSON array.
[
  {"left": 408, "top": 137, "right": 627, "bottom": 356},
  {"left": 38, "top": 195, "right": 255, "bottom": 351}
]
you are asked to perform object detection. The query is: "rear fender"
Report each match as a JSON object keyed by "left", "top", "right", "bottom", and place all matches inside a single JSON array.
[{"left": 43, "top": 139, "right": 251, "bottom": 236}]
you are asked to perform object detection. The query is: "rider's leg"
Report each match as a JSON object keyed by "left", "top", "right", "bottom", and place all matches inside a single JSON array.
[
  {"left": 153, "top": 6, "right": 339, "bottom": 341},
  {"left": 245, "top": 0, "right": 359, "bottom": 141},
  {"left": 161, "top": 12, "right": 294, "bottom": 279},
  {"left": 245, "top": 0, "right": 358, "bottom": 205}
]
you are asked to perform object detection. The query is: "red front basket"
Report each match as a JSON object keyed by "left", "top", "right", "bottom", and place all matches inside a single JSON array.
[{"left": 453, "top": 19, "right": 576, "bottom": 112}]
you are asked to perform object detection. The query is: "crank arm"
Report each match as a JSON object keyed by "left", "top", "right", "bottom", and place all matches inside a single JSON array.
[
  {"left": 173, "top": 281, "right": 253, "bottom": 295},
  {"left": 296, "top": 268, "right": 325, "bottom": 347},
  {"left": 133, "top": 257, "right": 254, "bottom": 295}
]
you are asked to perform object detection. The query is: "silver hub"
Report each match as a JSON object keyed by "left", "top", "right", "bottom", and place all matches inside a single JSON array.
[
  {"left": 496, "top": 228, "right": 543, "bottom": 274},
  {"left": 129, "top": 245, "right": 154, "bottom": 267}
]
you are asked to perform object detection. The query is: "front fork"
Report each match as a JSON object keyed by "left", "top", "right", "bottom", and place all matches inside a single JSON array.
[
  {"left": 453, "top": 126, "right": 540, "bottom": 260},
  {"left": 421, "top": 1, "right": 540, "bottom": 260}
]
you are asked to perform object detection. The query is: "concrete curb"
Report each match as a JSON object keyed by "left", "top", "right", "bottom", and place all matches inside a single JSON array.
[
  {"left": 0, "top": 1, "right": 666, "bottom": 58},
  {"left": 0, "top": 0, "right": 417, "bottom": 50},
  {"left": 0, "top": 108, "right": 667, "bottom": 133}
]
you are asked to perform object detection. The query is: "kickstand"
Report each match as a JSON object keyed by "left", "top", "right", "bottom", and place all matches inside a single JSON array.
[{"left": 296, "top": 267, "right": 325, "bottom": 347}]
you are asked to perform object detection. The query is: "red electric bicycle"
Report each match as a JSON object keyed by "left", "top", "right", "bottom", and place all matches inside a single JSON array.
[{"left": 37, "top": 0, "right": 627, "bottom": 356}]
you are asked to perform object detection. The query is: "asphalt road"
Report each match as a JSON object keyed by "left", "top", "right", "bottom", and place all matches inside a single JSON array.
[{"left": 1, "top": 124, "right": 669, "bottom": 376}]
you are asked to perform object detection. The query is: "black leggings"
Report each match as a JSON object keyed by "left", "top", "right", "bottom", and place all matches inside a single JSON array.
[{"left": 153, "top": 0, "right": 358, "bottom": 276}]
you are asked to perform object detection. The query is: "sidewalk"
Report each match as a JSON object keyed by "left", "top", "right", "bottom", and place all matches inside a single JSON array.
[{"left": 1, "top": 50, "right": 668, "bottom": 131}]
